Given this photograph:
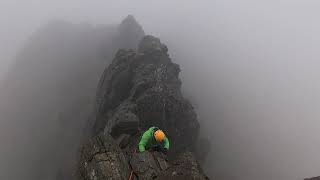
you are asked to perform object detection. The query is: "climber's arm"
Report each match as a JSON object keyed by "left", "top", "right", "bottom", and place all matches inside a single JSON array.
[
  {"left": 163, "top": 137, "right": 170, "bottom": 150},
  {"left": 138, "top": 129, "right": 152, "bottom": 152}
]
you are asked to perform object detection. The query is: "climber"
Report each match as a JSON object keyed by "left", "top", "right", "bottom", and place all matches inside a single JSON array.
[{"left": 138, "top": 127, "right": 170, "bottom": 154}]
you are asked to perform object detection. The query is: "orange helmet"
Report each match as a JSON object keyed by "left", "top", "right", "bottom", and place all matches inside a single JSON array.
[{"left": 154, "top": 130, "right": 166, "bottom": 142}]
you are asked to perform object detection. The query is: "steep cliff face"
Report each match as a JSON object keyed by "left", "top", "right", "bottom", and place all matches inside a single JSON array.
[
  {"left": 92, "top": 35, "right": 199, "bottom": 153},
  {"left": 79, "top": 36, "right": 208, "bottom": 180}
]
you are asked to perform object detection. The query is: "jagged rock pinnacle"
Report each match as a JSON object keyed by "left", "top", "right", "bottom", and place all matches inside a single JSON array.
[
  {"left": 78, "top": 35, "right": 208, "bottom": 179},
  {"left": 118, "top": 15, "right": 145, "bottom": 37},
  {"left": 115, "top": 15, "right": 145, "bottom": 49}
]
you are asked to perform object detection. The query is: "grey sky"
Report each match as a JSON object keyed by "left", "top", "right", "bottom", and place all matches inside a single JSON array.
[
  {"left": 1, "top": 0, "right": 320, "bottom": 179},
  {"left": 1, "top": 0, "right": 212, "bottom": 77}
]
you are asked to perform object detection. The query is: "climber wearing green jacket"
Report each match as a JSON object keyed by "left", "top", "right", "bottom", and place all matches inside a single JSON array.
[{"left": 138, "top": 127, "right": 170, "bottom": 154}]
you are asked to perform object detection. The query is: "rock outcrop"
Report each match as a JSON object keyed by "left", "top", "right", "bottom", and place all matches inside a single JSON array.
[
  {"left": 79, "top": 35, "right": 208, "bottom": 179},
  {"left": 92, "top": 35, "right": 199, "bottom": 153},
  {"left": 78, "top": 133, "right": 130, "bottom": 180},
  {"left": 155, "top": 151, "right": 209, "bottom": 180}
]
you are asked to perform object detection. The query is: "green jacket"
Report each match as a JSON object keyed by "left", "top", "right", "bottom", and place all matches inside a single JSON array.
[{"left": 138, "top": 127, "right": 170, "bottom": 152}]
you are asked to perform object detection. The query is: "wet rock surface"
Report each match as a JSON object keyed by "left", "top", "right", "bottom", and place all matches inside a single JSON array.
[{"left": 79, "top": 35, "right": 209, "bottom": 180}]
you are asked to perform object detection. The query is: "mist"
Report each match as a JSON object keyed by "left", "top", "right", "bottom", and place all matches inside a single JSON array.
[{"left": 1, "top": 0, "right": 320, "bottom": 180}]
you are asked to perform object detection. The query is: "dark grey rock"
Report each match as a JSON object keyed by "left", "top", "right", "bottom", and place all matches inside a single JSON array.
[
  {"left": 130, "top": 152, "right": 161, "bottom": 180},
  {"left": 155, "top": 151, "right": 209, "bottom": 180},
  {"left": 80, "top": 35, "right": 209, "bottom": 180},
  {"left": 104, "top": 102, "right": 139, "bottom": 138},
  {"left": 93, "top": 35, "right": 200, "bottom": 154},
  {"left": 77, "top": 133, "right": 130, "bottom": 180},
  {"left": 94, "top": 50, "right": 136, "bottom": 134},
  {"left": 115, "top": 134, "right": 130, "bottom": 149},
  {"left": 138, "top": 35, "right": 167, "bottom": 54},
  {"left": 153, "top": 151, "right": 169, "bottom": 170}
]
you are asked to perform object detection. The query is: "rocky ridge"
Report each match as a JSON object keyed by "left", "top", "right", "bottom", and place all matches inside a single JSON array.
[{"left": 78, "top": 35, "right": 209, "bottom": 180}]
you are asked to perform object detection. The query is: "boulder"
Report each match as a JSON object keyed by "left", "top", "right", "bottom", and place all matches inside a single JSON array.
[
  {"left": 77, "top": 134, "right": 130, "bottom": 180},
  {"left": 155, "top": 151, "right": 209, "bottom": 180},
  {"left": 130, "top": 152, "right": 161, "bottom": 180}
]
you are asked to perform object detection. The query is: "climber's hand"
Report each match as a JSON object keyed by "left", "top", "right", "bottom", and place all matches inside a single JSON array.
[{"left": 162, "top": 148, "right": 168, "bottom": 155}]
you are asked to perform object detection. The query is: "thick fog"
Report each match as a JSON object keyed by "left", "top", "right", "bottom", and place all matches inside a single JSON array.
[{"left": 1, "top": 0, "right": 320, "bottom": 180}]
